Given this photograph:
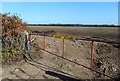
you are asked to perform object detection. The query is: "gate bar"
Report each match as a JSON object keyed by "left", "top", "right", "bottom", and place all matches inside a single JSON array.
[
  {"left": 91, "top": 41, "right": 94, "bottom": 70},
  {"left": 44, "top": 35, "right": 45, "bottom": 50},
  {"left": 63, "top": 39, "right": 64, "bottom": 58},
  {"left": 75, "top": 38, "right": 120, "bottom": 44},
  {"left": 30, "top": 33, "right": 120, "bottom": 44}
]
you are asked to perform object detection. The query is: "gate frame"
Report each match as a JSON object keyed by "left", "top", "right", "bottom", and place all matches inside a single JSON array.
[{"left": 29, "top": 33, "right": 120, "bottom": 79}]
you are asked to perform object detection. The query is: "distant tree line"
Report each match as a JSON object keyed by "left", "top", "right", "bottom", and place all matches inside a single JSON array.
[{"left": 28, "top": 24, "right": 119, "bottom": 27}]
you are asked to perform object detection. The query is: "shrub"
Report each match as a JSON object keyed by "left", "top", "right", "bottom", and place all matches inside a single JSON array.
[
  {"left": 1, "top": 13, "right": 28, "bottom": 60},
  {"left": 2, "top": 12, "right": 27, "bottom": 36}
]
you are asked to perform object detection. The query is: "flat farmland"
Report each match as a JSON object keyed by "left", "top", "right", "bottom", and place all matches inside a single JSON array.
[{"left": 28, "top": 26, "right": 119, "bottom": 42}]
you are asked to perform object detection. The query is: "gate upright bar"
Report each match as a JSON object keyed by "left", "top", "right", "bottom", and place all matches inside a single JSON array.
[
  {"left": 63, "top": 39, "right": 65, "bottom": 58},
  {"left": 44, "top": 35, "right": 45, "bottom": 50},
  {"left": 91, "top": 41, "right": 94, "bottom": 70}
]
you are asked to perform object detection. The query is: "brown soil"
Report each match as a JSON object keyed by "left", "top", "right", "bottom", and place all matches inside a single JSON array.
[{"left": 28, "top": 26, "right": 119, "bottom": 42}]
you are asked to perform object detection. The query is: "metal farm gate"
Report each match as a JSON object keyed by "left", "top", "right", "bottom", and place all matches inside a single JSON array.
[{"left": 29, "top": 33, "right": 120, "bottom": 79}]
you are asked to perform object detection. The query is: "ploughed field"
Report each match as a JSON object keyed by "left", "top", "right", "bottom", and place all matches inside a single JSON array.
[{"left": 28, "top": 26, "right": 119, "bottom": 42}]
